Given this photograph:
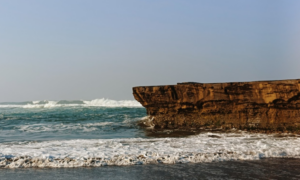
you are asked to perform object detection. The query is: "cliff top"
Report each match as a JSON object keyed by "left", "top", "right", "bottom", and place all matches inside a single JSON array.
[{"left": 133, "top": 79, "right": 300, "bottom": 88}]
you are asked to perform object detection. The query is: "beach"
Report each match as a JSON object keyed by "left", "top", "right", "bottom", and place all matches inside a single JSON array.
[{"left": 1, "top": 158, "right": 300, "bottom": 180}]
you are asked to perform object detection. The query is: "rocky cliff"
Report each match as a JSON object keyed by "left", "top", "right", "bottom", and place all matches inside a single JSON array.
[{"left": 133, "top": 79, "right": 300, "bottom": 133}]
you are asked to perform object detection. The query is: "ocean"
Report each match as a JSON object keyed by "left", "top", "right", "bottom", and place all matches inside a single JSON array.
[{"left": 1, "top": 99, "right": 300, "bottom": 179}]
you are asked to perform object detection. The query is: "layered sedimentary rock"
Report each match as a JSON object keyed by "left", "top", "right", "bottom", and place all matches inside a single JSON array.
[{"left": 133, "top": 79, "right": 300, "bottom": 132}]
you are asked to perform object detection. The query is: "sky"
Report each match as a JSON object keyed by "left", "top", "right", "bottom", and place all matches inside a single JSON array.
[{"left": 1, "top": 0, "right": 300, "bottom": 102}]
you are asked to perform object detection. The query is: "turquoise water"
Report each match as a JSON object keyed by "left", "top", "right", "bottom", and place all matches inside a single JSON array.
[{"left": 0, "top": 106, "right": 146, "bottom": 143}]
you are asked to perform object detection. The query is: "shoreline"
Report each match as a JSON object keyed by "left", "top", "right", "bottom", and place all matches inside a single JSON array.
[
  {"left": 1, "top": 158, "right": 300, "bottom": 179},
  {"left": 2, "top": 130, "right": 300, "bottom": 169}
]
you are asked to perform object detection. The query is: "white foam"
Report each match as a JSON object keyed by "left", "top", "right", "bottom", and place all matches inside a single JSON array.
[
  {"left": 1, "top": 132, "right": 300, "bottom": 168},
  {"left": 0, "top": 99, "right": 142, "bottom": 108},
  {"left": 16, "top": 122, "right": 115, "bottom": 133},
  {"left": 83, "top": 98, "right": 142, "bottom": 107},
  {"left": 0, "top": 105, "right": 25, "bottom": 108},
  {"left": 23, "top": 101, "right": 60, "bottom": 108}
]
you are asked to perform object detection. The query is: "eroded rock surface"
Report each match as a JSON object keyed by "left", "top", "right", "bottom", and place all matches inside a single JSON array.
[{"left": 133, "top": 79, "right": 300, "bottom": 132}]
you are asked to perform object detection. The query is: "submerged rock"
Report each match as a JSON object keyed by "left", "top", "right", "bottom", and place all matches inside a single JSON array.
[{"left": 133, "top": 79, "right": 300, "bottom": 133}]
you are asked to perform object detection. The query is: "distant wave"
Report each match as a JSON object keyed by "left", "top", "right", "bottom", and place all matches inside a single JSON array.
[{"left": 0, "top": 98, "right": 142, "bottom": 108}]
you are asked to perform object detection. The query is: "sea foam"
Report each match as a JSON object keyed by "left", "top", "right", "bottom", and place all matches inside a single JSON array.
[
  {"left": 1, "top": 132, "right": 300, "bottom": 168},
  {"left": 0, "top": 98, "right": 142, "bottom": 108},
  {"left": 15, "top": 122, "right": 117, "bottom": 133}
]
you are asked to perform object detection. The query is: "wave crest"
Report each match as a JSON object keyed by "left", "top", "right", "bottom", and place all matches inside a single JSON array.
[
  {"left": 0, "top": 98, "right": 142, "bottom": 108},
  {"left": 83, "top": 99, "right": 141, "bottom": 107}
]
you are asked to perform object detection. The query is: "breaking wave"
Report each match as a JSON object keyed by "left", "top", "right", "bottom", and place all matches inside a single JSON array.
[
  {"left": 0, "top": 98, "right": 142, "bottom": 108},
  {"left": 1, "top": 132, "right": 300, "bottom": 168}
]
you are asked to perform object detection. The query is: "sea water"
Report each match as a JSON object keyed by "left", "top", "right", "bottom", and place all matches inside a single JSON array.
[{"left": 1, "top": 99, "right": 300, "bottom": 168}]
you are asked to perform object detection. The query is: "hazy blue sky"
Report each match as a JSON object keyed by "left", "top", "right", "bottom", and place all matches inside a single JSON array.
[{"left": 1, "top": 0, "right": 300, "bottom": 102}]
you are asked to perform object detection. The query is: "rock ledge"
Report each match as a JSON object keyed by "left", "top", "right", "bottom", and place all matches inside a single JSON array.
[{"left": 133, "top": 79, "right": 300, "bottom": 133}]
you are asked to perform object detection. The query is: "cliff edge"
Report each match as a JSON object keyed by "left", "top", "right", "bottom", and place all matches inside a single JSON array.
[{"left": 133, "top": 79, "right": 300, "bottom": 133}]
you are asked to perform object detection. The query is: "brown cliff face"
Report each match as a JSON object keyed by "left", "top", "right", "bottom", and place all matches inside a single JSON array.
[{"left": 133, "top": 79, "right": 300, "bottom": 133}]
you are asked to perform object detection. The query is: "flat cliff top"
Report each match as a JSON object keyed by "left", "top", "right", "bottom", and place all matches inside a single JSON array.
[{"left": 133, "top": 79, "right": 300, "bottom": 88}]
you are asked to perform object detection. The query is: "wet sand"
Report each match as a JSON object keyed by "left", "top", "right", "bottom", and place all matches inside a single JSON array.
[{"left": 1, "top": 158, "right": 300, "bottom": 180}]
